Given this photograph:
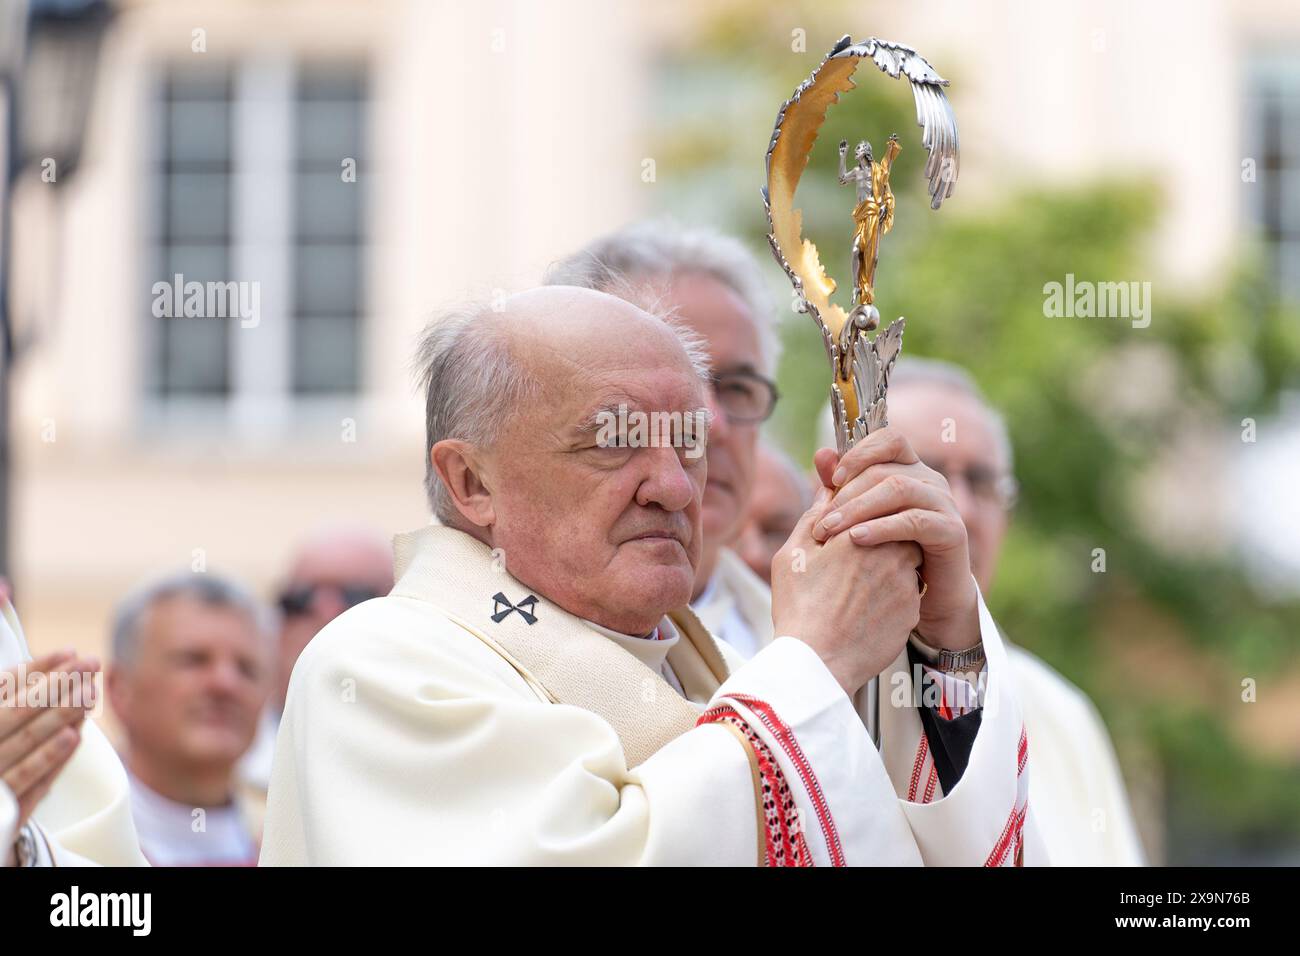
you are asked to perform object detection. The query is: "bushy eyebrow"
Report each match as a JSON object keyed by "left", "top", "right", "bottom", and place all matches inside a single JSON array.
[
  {"left": 573, "top": 399, "right": 635, "bottom": 436},
  {"left": 571, "top": 401, "right": 714, "bottom": 437}
]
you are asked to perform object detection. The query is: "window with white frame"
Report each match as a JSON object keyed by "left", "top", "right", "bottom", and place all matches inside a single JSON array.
[
  {"left": 1246, "top": 55, "right": 1300, "bottom": 302},
  {"left": 147, "top": 58, "right": 369, "bottom": 417}
]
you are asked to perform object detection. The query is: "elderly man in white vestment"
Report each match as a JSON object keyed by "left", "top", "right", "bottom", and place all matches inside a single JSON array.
[
  {"left": 1, "top": 595, "right": 147, "bottom": 866},
  {"left": 260, "top": 285, "right": 1038, "bottom": 866},
  {"left": 547, "top": 222, "right": 782, "bottom": 658},
  {"left": 552, "top": 222, "right": 1143, "bottom": 866}
]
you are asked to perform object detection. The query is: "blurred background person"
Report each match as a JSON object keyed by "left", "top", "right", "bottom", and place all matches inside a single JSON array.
[
  {"left": 239, "top": 527, "right": 393, "bottom": 793},
  {"left": 733, "top": 441, "right": 813, "bottom": 584},
  {"left": 819, "top": 357, "right": 1146, "bottom": 865},
  {"left": 546, "top": 221, "right": 777, "bottom": 657},
  {"left": 107, "top": 573, "right": 271, "bottom": 866}
]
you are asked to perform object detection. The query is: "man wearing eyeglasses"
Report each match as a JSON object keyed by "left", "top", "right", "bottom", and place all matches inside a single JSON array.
[
  {"left": 732, "top": 355, "right": 1145, "bottom": 865},
  {"left": 882, "top": 359, "right": 1146, "bottom": 865}
]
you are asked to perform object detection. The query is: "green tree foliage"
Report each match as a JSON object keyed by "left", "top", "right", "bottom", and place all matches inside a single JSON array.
[{"left": 650, "top": 20, "right": 1300, "bottom": 861}]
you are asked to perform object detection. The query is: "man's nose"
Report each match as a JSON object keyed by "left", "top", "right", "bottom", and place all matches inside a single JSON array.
[
  {"left": 636, "top": 446, "right": 697, "bottom": 512},
  {"left": 205, "top": 658, "right": 246, "bottom": 697}
]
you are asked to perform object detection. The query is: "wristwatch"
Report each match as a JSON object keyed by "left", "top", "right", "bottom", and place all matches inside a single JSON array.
[
  {"left": 14, "top": 824, "right": 37, "bottom": 867},
  {"left": 910, "top": 630, "right": 986, "bottom": 673}
]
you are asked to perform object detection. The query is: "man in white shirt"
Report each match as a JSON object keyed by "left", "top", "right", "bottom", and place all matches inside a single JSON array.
[
  {"left": 107, "top": 573, "right": 271, "bottom": 866},
  {"left": 882, "top": 359, "right": 1146, "bottom": 865}
]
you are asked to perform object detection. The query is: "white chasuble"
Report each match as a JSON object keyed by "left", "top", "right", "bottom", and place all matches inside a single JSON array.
[
  {"left": 699, "top": 565, "right": 1045, "bottom": 866},
  {"left": 1, "top": 600, "right": 148, "bottom": 866},
  {"left": 261, "top": 523, "right": 936, "bottom": 866}
]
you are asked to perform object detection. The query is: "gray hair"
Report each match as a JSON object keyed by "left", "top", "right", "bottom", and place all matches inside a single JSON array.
[
  {"left": 544, "top": 219, "right": 780, "bottom": 374},
  {"left": 414, "top": 295, "right": 713, "bottom": 522},
  {"left": 110, "top": 571, "right": 271, "bottom": 669},
  {"left": 889, "top": 357, "right": 1015, "bottom": 471}
]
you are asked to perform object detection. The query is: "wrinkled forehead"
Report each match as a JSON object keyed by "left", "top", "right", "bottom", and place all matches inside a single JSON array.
[
  {"left": 524, "top": 327, "right": 701, "bottom": 410},
  {"left": 561, "top": 363, "right": 709, "bottom": 439},
  {"left": 140, "top": 593, "right": 262, "bottom": 649},
  {"left": 496, "top": 288, "right": 708, "bottom": 437}
]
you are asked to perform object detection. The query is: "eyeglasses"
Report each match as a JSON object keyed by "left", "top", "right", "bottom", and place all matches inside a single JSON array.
[
  {"left": 926, "top": 461, "right": 1019, "bottom": 510},
  {"left": 278, "top": 583, "right": 385, "bottom": 618},
  {"left": 709, "top": 369, "right": 779, "bottom": 424}
]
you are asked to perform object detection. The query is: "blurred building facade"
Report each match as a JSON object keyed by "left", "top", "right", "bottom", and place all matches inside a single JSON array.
[
  {"left": 9, "top": 0, "right": 649, "bottom": 656},
  {"left": 8, "top": 0, "right": 1300, "bottom": 667}
]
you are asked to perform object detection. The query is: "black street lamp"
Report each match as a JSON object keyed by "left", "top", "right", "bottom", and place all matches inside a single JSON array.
[{"left": 15, "top": 0, "right": 112, "bottom": 181}]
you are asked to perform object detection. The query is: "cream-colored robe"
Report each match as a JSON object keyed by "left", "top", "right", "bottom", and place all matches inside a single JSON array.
[
  {"left": 701, "top": 547, "right": 1144, "bottom": 866},
  {"left": 0, "top": 600, "right": 147, "bottom": 866},
  {"left": 261, "top": 524, "right": 1037, "bottom": 866},
  {"left": 1007, "top": 646, "right": 1145, "bottom": 865}
]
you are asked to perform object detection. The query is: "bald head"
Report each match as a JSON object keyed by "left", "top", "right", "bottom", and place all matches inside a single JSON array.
[
  {"left": 284, "top": 526, "right": 393, "bottom": 591},
  {"left": 505, "top": 285, "right": 693, "bottom": 352},
  {"left": 274, "top": 526, "right": 394, "bottom": 712},
  {"left": 416, "top": 284, "right": 716, "bottom": 635},
  {"left": 417, "top": 285, "right": 710, "bottom": 522}
]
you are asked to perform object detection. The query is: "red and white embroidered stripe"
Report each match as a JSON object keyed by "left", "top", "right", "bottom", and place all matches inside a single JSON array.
[
  {"left": 906, "top": 734, "right": 942, "bottom": 804},
  {"left": 724, "top": 693, "right": 846, "bottom": 867},
  {"left": 697, "top": 704, "right": 813, "bottom": 867},
  {"left": 922, "top": 764, "right": 939, "bottom": 805},
  {"left": 985, "top": 725, "right": 1030, "bottom": 867},
  {"left": 907, "top": 734, "right": 930, "bottom": 802}
]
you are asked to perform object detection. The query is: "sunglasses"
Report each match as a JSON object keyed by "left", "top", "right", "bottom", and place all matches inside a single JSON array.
[{"left": 277, "top": 583, "right": 385, "bottom": 618}]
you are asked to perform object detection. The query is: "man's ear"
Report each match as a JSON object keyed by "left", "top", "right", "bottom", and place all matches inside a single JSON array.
[{"left": 430, "top": 440, "right": 496, "bottom": 528}]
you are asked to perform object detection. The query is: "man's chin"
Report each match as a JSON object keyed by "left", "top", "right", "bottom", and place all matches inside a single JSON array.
[
  {"left": 614, "top": 550, "right": 695, "bottom": 610},
  {"left": 183, "top": 729, "right": 252, "bottom": 766}
]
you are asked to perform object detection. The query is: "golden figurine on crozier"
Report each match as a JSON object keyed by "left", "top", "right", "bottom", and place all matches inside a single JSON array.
[{"left": 838, "top": 133, "right": 900, "bottom": 332}]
